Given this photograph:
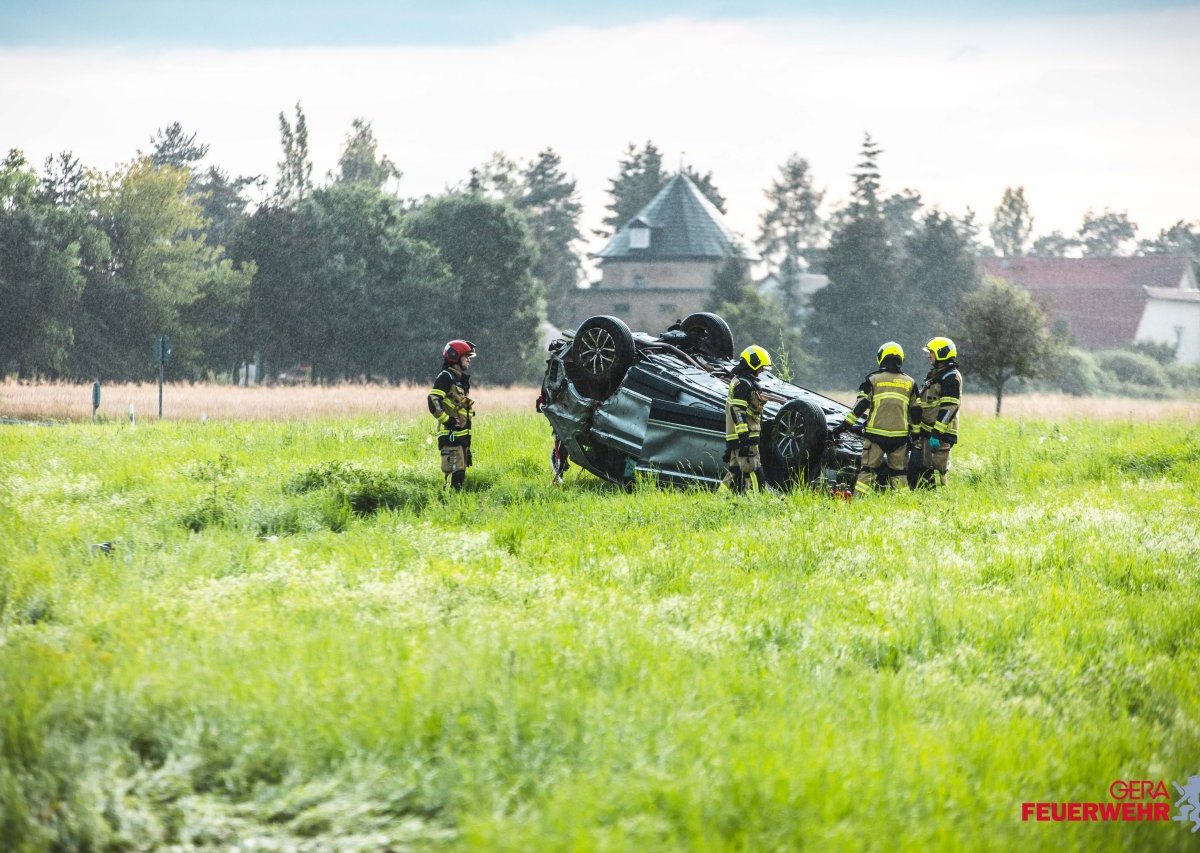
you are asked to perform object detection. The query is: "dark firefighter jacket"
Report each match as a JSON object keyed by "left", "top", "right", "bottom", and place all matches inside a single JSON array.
[
  {"left": 725, "top": 371, "right": 766, "bottom": 449},
  {"left": 428, "top": 367, "right": 473, "bottom": 448},
  {"left": 918, "top": 361, "right": 962, "bottom": 445}
]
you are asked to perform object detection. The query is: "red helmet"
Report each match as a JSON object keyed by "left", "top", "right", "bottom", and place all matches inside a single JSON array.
[{"left": 442, "top": 339, "right": 477, "bottom": 364}]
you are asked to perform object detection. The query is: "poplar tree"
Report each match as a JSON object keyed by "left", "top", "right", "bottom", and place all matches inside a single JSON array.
[
  {"left": 990, "top": 186, "right": 1033, "bottom": 257},
  {"left": 275, "top": 102, "right": 313, "bottom": 205}
]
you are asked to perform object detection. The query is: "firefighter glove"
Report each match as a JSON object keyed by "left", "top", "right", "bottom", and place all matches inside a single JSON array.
[{"left": 928, "top": 436, "right": 941, "bottom": 450}]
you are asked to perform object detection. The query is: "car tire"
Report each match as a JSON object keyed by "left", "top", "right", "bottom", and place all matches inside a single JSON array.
[
  {"left": 763, "top": 398, "right": 827, "bottom": 488},
  {"left": 679, "top": 312, "right": 734, "bottom": 359},
  {"left": 569, "top": 315, "right": 635, "bottom": 398}
]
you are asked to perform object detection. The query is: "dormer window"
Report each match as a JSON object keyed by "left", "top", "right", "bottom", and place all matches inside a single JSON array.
[{"left": 629, "top": 223, "right": 650, "bottom": 249}]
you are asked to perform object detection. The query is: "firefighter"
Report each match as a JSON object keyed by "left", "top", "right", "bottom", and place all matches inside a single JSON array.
[
  {"left": 428, "top": 340, "right": 476, "bottom": 490},
  {"left": 916, "top": 336, "right": 962, "bottom": 487},
  {"left": 833, "top": 341, "right": 919, "bottom": 496},
  {"left": 722, "top": 345, "right": 771, "bottom": 493}
]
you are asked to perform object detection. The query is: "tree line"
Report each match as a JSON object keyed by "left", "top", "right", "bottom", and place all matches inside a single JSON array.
[
  {"left": 2, "top": 114, "right": 1198, "bottom": 388},
  {"left": 0, "top": 109, "right": 573, "bottom": 385},
  {"left": 700, "top": 133, "right": 1199, "bottom": 400}
]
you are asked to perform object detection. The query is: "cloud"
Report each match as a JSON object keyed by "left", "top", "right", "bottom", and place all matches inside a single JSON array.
[{"left": 2, "top": 9, "right": 1198, "bottom": 249}]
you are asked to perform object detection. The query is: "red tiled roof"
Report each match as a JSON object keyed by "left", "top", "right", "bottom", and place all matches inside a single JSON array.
[{"left": 978, "top": 256, "right": 1192, "bottom": 349}]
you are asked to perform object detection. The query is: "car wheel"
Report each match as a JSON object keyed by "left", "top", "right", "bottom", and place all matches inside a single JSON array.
[
  {"left": 764, "top": 398, "right": 827, "bottom": 488},
  {"left": 568, "top": 315, "right": 635, "bottom": 398},
  {"left": 679, "top": 312, "right": 734, "bottom": 359}
]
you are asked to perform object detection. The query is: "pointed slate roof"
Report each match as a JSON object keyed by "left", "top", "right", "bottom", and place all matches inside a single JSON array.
[{"left": 593, "top": 174, "right": 755, "bottom": 261}]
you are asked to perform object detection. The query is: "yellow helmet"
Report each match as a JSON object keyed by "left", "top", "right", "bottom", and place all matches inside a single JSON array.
[
  {"left": 924, "top": 336, "right": 957, "bottom": 362},
  {"left": 876, "top": 341, "right": 904, "bottom": 366},
  {"left": 739, "top": 345, "right": 772, "bottom": 373}
]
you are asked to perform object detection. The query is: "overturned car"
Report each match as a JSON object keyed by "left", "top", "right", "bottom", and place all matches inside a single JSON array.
[{"left": 537, "top": 313, "right": 864, "bottom": 490}]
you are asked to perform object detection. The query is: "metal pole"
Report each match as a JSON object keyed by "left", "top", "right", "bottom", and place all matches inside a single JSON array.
[{"left": 158, "top": 361, "right": 164, "bottom": 419}]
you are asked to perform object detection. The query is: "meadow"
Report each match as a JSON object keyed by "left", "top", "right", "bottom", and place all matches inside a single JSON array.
[{"left": 2, "top": 399, "right": 1199, "bottom": 850}]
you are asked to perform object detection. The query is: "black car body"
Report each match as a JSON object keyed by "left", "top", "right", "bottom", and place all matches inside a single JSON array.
[{"left": 538, "top": 313, "right": 864, "bottom": 490}]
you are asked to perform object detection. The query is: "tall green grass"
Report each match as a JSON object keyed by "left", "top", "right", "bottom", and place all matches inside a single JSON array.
[{"left": 1, "top": 414, "right": 1198, "bottom": 850}]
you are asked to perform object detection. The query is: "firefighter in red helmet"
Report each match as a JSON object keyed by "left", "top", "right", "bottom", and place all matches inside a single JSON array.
[{"left": 428, "top": 340, "right": 476, "bottom": 490}]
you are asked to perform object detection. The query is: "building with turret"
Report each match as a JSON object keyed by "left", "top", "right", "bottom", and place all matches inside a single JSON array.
[{"left": 568, "top": 174, "right": 756, "bottom": 330}]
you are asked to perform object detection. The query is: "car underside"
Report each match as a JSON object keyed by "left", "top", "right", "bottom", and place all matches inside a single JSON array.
[{"left": 538, "top": 313, "right": 864, "bottom": 491}]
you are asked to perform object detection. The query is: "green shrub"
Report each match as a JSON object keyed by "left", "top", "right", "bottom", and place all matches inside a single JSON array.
[
  {"left": 180, "top": 489, "right": 236, "bottom": 531},
  {"left": 1052, "top": 348, "right": 1104, "bottom": 396},
  {"left": 1094, "top": 349, "right": 1170, "bottom": 388},
  {"left": 286, "top": 461, "right": 435, "bottom": 515},
  {"left": 1166, "top": 361, "right": 1199, "bottom": 389},
  {"left": 1128, "top": 339, "right": 1178, "bottom": 363}
]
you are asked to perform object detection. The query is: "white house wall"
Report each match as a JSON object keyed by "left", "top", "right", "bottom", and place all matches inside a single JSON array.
[{"left": 1136, "top": 300, "right": 1200, "bottom": 364}]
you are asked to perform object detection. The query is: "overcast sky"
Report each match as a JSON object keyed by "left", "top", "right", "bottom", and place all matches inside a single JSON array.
[{"left": 3, "top": 1, "right": 1199, "bottom": 255}]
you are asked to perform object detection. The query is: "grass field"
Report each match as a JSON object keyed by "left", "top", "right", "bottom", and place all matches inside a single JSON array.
[{"left": 2, "top": 407, "right": 1199, "bottom": 850}]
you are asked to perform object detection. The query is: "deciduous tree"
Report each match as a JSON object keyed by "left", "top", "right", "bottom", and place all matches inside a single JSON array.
[
  {"left": 1029, "top": 230, "right": 1079, "bottom": 258},
  {"left": 959, "top": 276, "right": 1057, "bottom": 415},
  {"left": 1078, "top": 208, "right": 1137, "bottom": 257},
  {"left": 0, "top": 150, "right": 87, "bottom": 377},
  {"left": 72, "top": 157, "right": 253, "bottom": 379},
  {"left": 1138, "top": 220, "right": 1200, "bottom": 256},
  {"left": 235, "top": 183, "right": 449, "bottom": 383},
  {"left": 404, "top": 193, "right": 542, "bottom": 384}
]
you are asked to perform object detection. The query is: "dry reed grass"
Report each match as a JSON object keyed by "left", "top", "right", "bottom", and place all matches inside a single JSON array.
[
  {"left": 3, "top": 380, "right": 1197, "bottom": 423},
  {"left": 0, "top": 380, "right": 539, "bottom": 422}
]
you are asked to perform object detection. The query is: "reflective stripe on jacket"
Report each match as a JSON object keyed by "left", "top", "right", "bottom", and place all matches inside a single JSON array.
[
  {"left": 725, "top": 374, "right": 765, "bottom": 447},
  {"left": 919, "top": 363, "right": 962, "bottom": 443},
  {"left": 843, "top": 369, "right": 918, "bottom": 439},
  {"left": 428, "top": 367, "right": 473, "bottom": 440}
]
